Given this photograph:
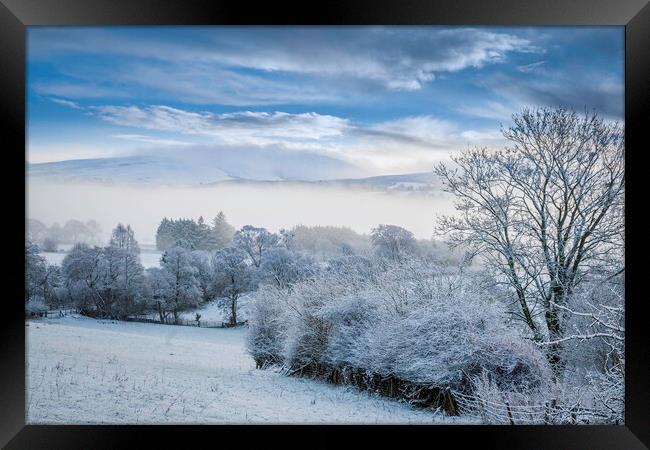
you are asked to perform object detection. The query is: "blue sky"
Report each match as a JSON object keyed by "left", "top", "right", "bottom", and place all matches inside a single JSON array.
[{"left": 27, "top": 26, "right": 623, "bottom": 175}]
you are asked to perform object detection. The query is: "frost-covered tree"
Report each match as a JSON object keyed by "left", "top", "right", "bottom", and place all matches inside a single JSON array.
[
  {"left": 212, "top": 247, "right": 253, "bottom": 325},
  {"left": 41, "top": 237, "right": 58, "bottom": 252},
  {"left": 248, "top": 258, "right": 550, "bottom": 406},
  {"left": 191, "top": 250, "right": 214, "bottom": 302},
  {"left": 326, "top": 254, "right": 374, "bottom": 291},
  {"left": 211, "top": 211, "right": 235, "bottom": 249},
  {"left": 59, "top": 226, "right": 146, "bottom": 319},
  {"left": 233, "top": 225, "right": 280, "bottom": 267},
  {"left": 196, "top": 216, "right": 216, "bottom": 250},
  {"left": 370, "top": 224, "right": 418, "bottom": 262},
  {"left": 25, "top": 241, "right": 46, "bottom": 303},
  {"left": 156, "top": 215, "right": 235, "bottom": 251},
  {"left": 61, "top": 243, "right": 107, "bottom": 316},
  {"left": 85, "top": 219, "right": 102, "bottom": 245},
  {"left": 155, "top": 218, "right": 175, "bottom": 251},
  {"left": 279, "top": 228, "right": 296, "bottom": 251},
  {"left": 247, "top": 284, "right": 290, "bottom": 368},
  {"left": 62, "top": 219, "right": 90, "bottom": 244},
  {"left": 339, "top": 242, "right": 355, "bottom": 256},
  {"left": 41, "top": 264, "right": 64, "bottom": 309},
  {"left": 27, "top": 219, "right": 48, "bottom": 243},
  {"left": 290, "top": 225, "right": 370, "bottom": 259},
  {"left": 160, "top": 245, "right": 202, "bottom": 322},
  {"left": 105, "top": 224, "right": 146, "bottom": 318},
  {"left": 145, "top": 267, "right": 173, "bottom": 323},
  {"left": 542, "top": 272, "right": 625, "bottom": 422},
  {"left": 257, "top": 247, "right": 316, "bottom": 289},
  {"left": 47, "top": 222, "right": 63, "bottom": 245},
  {"left": 436, "top": 107, "right": 624, "bottom": 372}
]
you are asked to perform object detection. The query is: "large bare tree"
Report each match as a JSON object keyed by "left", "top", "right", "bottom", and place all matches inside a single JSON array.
[{"left": 436, "top": 107, "right": 624, "bottom": 371}]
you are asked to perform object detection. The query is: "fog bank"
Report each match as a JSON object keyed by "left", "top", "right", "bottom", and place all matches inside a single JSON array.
[{"left": 27, "top": 181, "right": 455, "bottom": 243}]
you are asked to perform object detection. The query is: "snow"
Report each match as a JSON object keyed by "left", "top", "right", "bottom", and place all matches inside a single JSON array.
[
  {"left": 178, "top": 297, "right": 250, "bottom": 323},
  {"left": 139, "top": 250, "right": 163, "bottom": 268},
  {"left": 26, "top": 316, "right": 465, "bottom": 424},
  {"left": 41, "top": 248, "right": 162, "bottom": 269},
  {"left": 41, "top": 251, "right": 67, "bottom": 266}
]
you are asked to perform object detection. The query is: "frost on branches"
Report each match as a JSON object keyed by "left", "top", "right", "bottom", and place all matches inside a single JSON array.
[{"left": 247, "top": 257, "right": 552, "bottom": 415}]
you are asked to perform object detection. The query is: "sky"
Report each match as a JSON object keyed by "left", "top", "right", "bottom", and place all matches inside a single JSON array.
[{"left": 27, "top": 26, "right": 624, "bottom": 176}]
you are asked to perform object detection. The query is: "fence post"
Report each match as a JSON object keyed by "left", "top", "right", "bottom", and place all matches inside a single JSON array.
[
  {"left": 550, "top": 399, "right": 557, "bottom": 425},
  {"left": 544, "top": 401, "right": 549, "bottom": 424},
  {"left": 505, "top": 401, "right": 515, "bottom": 425}
]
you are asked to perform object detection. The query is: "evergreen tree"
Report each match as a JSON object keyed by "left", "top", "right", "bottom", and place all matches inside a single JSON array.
[{"left": 212, "top": 212, "right": 235, "bottom": 249}]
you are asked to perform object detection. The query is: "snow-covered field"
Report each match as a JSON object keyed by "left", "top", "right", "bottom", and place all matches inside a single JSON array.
[
  {"left": 41, "top": 251, "right": 67, "bottom": 266},
  {"left": 139, "top": 250, "right": 163, "bottom": 268},
  {"left": 26, "top": 316, "right": 463, "bottom": 424}
]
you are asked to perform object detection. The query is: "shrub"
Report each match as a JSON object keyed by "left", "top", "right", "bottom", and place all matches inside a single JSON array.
[{"left": 246, "top": 257, "right": 552, "bottom": 410}]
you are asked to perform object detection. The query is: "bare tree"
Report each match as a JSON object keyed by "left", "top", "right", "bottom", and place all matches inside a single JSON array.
[
  {"left": 436, "top": 107, "right": 624, "bottom": 372},
  {"left": 370, "top": 224, "right": 418, "bottom": 262},
  {"left": 85, "top": 220, "right": 103, "bottom": 245},
  {"left": 233, "top": 225, "right": 280, "bottom": 268},
  {"left": 63, "top": 219, "right": 90, "bottom": 244},
  {"left": 160, "top": 245, "right": 201, "bottom": 323},
  {"left": 212, "top": 247, "right": 253, "bottom": 325}
]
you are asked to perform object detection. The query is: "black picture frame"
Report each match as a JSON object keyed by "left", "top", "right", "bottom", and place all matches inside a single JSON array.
[{"left": 2, "top": 0, "right": 648, "bottom": 448}]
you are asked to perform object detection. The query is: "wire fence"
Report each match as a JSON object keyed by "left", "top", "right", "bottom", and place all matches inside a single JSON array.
[
  {"left": 451, "top": 389, "right": 611, "bottom": 424},
  {"left": 27, "top": 308, "right": 77, "bottom": 318},
  {"left": 25, "top": 307, "right": 247, "bottom": 329},
  {"left": 124, "top": 315, "right": 247, "bottom": 329}
]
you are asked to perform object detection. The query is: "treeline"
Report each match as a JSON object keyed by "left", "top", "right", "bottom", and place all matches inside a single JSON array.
[
  {"left": 26, "top": 224, "right": 146, "bottom": 318},
  {"left": 27, "top": 218, "right": 102, "bottom": 250},
  {"left": 156, "top": 215, "right": 459, "bottom": 264},
  {"left": 25, "top": 220, "right": 447, "bottom": 324}
]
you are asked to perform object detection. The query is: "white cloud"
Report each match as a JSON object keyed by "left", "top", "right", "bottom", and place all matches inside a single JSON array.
[
  {"left": 35, "top": 83, "right": 127, "bottom": 99},
  {"left": 367, "top": 116, "right": 458, "bottom": 144},
  {"left": 29, "top": 27, "right": 538, "bottom": 104},
  {"left": 93, "top": 105, "right": 351, "bottom": 146},
  {"left": 111, "top": 134, "right": 192, "bottom": 146},
  {"left": 482, "top": 71, "right": 624, "bottom": 119},
  {"left": 195, "top": 28, "right": 537, "bottom": 91},
  {"left": 516, "top": 60, "right": 547, "bottom": 73},
  {"left": 50, "top": 98, "right": 82, "bottom": 109},
  {"left": 45, "top": 100, "right": 510, "bottom": 174},
  {"left": 458, "top": 101, "right": 520, "bottom": 122}
]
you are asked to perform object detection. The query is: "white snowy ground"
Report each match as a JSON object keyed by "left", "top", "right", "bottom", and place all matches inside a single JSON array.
[
  {"left": 136, "top": 297, "right": 249, "bottom": 324},
  {"left": 26, "top": 316, "right": 468, "bottom": 424},
  {"left": 178, "top": 297, "right": 250, "bottom": 323}
]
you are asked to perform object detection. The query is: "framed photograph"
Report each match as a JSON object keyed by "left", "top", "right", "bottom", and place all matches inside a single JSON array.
[{"left": 3, "top": 0, "right": 648, "bottom": 447}]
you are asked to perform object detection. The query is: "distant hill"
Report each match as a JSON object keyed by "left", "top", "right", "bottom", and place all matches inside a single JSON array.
[
  {"left": 28, "top": 150, "right": 443, "bottom": 195},
  {"left": 28, "top": 147, "right": 363, "bottom": 186}
]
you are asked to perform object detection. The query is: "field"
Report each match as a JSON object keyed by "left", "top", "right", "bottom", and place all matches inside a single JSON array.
[{"left": 26, "top": 316, "right": 465, "bottom": 424}]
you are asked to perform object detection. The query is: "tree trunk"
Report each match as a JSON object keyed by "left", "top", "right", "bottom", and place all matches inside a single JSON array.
[
  {"left": 157, "top": 301, "right": 165, "bottom": 323},
  {"left": 231, "top": 296, "right": 237, "bottom": 325},
  {"left": 545, "top": 286, "right": 564, "bottom": 377}
]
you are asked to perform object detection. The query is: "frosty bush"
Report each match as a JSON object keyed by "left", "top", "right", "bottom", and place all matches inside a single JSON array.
[
  {"left": 247, "top": 257, "right": 552, "bottom": 408},
  {"left": 246, "top": 285, "right": 288, "bottom": 368}
]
